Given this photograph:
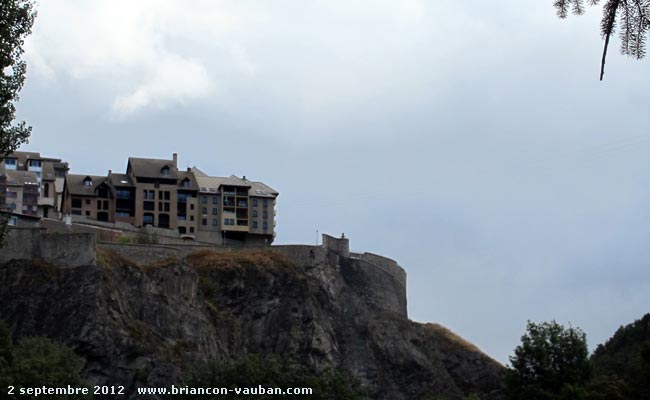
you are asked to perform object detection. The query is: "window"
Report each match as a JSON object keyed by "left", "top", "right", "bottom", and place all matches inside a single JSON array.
[
  {"left": 212, "top": 196, "right": 218, "bottom": 204},
  {"left": 4, "top": 158, "right": 16, "bottom": 170},
  {"left": 29, "top": 160, "right": 41, "bottom": 168},
  {"left": 212, "top": 218, "right": 218, "bottom": 226},
  {"left": 178, "top": 193, "right": 188, "bottom": 202},
  {"left": 252, "top": 198, "right": 258, "bottom": 207},
  {"left": 190, "top": 215, "right": 194, "bottom": 221},
  {"left": 164, "top": 191, "right": 170, "bottom": 201},
  {"left": 190, "top": 204, "right": 194, "bottom": 210},
  {"left": 263, "top": 221, "right": 268, "bottom": 230},
  {"left": 212, "top": 208, "right": 218, "bottom": 215},
  {"left": 202, "top": 207, "right": 207, "bottom": 215},
  {"left": 182, "top": 179, "right": 190, "bottom": 188},
  {"left": 116, "top": 190, "right": 130, "bottom": 199},
  {"left": 143, "top": 201, "right": 155, "bottom": 211},
  {"left": 44, "top": 183, "right": 49, "bottom": 197},
  {"left": 6, "top": 191, "right": 17, "bottom": 198},
  {"left": 8, "top": 217, "right": 17, "bottom": 226},
  {"left": 164, "top": 203, "right": 170, "bottom": 212},
  {"left": 201, "top": 196, "right": 208, "bottom": 204},
  {"left": 252, "top": 210, "right": 258, "bottom": 217},
  {"left": 143, "top": 190, "right": 155, "bottom": 200},
  {"left": 158, "top": 202, "right": 163, "bottom": 211},
  {"left": 263, "top": 199, "right": 268, "bottom": 207},
  {"left": 161, "top": 166, "right": 170, "bottom": 176},
  {"left": 86, "top": 199, "right": 91, "bottom": 205},
  {"left": 71, "top": 199, "right": 81, "bottom": 208},
  {"left": 143, "top": 213, "right": 154, "bottom": 225},
  {"left": 253, "top": 221, "right": 258, "bottom": 228},
  {"left": 71, "top": 210, "right": 81, "bottom": 215},
  {"left": 263, "top": 210, "right": 268, "bottom": 218},
  {"left": 116, "top": 212, "right": 130, "bottom": 217},
  {"left": 84, "top": 178, "right": 92, "bottom": 186},
  {"left": 189, "top": 227, "right": 194, "bottom": 233},
  {"left": 85, "top": 211, "right": 91, "bottom": 216},
  {"left": 202, "top": 218, "right": 207, "bottom": 226}
]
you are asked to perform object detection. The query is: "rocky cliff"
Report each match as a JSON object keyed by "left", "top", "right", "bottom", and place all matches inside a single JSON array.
[{"left": 0, "top": 245, "right": 505, "bottom": 399}]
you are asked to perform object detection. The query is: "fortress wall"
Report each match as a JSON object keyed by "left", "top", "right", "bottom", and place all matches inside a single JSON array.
[
  {"left": 356, "top": 252, "right": 407, "bottom": 288},
  {"left": 1, "top": 228, "right": 41, "bottom": 263},
  {"left": 39, "top": 233, "right": 96, "bottom": 267},
  {"left": 340, "top": 257, "right": 408, "bottom": 317},
  {"left": 322, "top": 234, "right": 349, "bottom": 257},
  {"left": 1, "top": 228, "right": 95, "bottom": 267}
]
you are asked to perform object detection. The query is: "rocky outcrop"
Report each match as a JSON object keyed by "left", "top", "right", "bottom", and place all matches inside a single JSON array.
[{"left": 0, "top": 248, "right": 505, "bottom": 400}]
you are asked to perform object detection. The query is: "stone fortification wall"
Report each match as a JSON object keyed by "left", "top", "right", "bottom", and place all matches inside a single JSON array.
[
  {"left": 340, "top": 256, "right": 407, "bottom": 316},
  {"left": 350, "top": 252, "right": 407, "bottom": 289},
  {"left": 1, "top": 228, "right": 96, "bottom": 267},
  {"left": 321, "top": 234, "right": 349, "bottom": 257}
]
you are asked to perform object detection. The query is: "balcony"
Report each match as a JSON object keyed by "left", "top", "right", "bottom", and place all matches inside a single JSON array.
[{"left": 38, "top": 197, "right": 55, "bottom": 207}]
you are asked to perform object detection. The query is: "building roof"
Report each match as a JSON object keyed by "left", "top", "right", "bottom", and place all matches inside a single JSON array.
[
  {"left": 108, "top": 172, "right": 134, "bottom": 187},
  {"left": 127, "top": 157, "right": 178, "bottom": 179},
  {"left": 65, "top": 174, "right": 108, "bottom": 196},
  {"left": 3, "top": 170, "right": 39, "bottom": 187},
  {"left": 249, "top": 181, "right": 279, "bottom": 198},
  {"left": 42, "top": 162, "right": 56, "bottom": 181},
  {"left": 177, "top": 170, "right": 199, "bottom": 191},
  {"left": 191, "top": 168, "right": 277, "bottom": 197}
]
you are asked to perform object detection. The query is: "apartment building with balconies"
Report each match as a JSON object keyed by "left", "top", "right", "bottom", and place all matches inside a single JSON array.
[
  {"left": 0, "top": 151, "right": 69, "bottom": 218},
  {"left": 61, "top": 153, "right": 276, "bottom": 244}
]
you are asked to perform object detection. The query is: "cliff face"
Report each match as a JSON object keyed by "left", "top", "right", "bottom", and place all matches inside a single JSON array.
[{"left": 0, "top": 247, "right": 505, "bottom": 400}]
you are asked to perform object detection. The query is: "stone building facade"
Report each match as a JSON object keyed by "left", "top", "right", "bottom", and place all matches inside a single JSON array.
[{"left": 62, "top": 153, "right": 278, "bottom": 245}]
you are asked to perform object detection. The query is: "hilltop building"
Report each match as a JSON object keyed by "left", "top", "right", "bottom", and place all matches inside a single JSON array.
[
  {"left": 0, "top": 151, "right": 69, "bottom": 218},
  {"left": 61, "top": 153, "right": 278, "bottom": 245}
]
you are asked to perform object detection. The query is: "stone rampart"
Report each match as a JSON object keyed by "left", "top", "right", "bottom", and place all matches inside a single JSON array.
[
  {"left": 1, "top": 228, "right": 96, "bottom": 267},
  {"left": 350, "top": 252, "right": 407, "bottom": 289},
  {"left": 322, "top": 234, "right": 349, "bottom": 257}
]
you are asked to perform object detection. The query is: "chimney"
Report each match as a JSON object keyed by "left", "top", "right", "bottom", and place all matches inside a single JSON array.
[{"left": 172, "top": 153, "right": 178, "bottom": 168}]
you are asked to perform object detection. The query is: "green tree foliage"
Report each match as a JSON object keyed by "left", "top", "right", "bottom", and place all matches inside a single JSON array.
[
  {"left": 553, "top": 0, "right": 650, "bottom": 80},
  {"left": 0, "top": 320, "right": 90, "bottom": 400},
  {"left": 0, "top": 0, "right": 35, "bottom": 157},
  {"left": 506, "top": 320, "right": 592, "bottom": 400},
  {"left": 591, "top": 313, "right": 650, "bottom": 399},
  {"left": 178, "top": 355, "right": 366, "bottom": 400}
]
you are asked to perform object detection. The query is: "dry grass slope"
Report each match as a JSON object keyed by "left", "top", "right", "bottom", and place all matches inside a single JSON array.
[
  {"left": 423, "top": 323, "right": 484, "bottom": 355},
  {"left": 185, "top": 249, "right": 294, "bottom": 271}
]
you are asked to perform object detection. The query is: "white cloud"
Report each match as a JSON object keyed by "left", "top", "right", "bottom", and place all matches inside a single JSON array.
[
  {"left": 24, "top": 0, "right": 268, "bottom": 116},
  {"left": 111, "top": 53, "right": 213, "bottom": 117}
]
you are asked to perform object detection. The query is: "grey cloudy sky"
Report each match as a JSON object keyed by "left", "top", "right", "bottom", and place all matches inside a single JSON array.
[{"left": 16, "top": 0, "right": 650, "bottom": 363}]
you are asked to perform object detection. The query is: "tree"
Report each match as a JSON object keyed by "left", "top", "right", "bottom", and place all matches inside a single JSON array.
[
  {"left": 506, "top": 320, "right": 592, "bottom": 400},
  {"left": 0, "top": 0, "right": 35, "bottom": 157},
  {"left": 0, "top": 320, "right": 90, "bottom": 400},
  {"left": 553, "top": 0, "right": 650, "bottom": 80},
  {"left": 0, "top": 0, "right": 36, "bottom": 247}
]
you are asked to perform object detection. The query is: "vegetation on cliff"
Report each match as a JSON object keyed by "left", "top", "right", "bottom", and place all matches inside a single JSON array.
[
  {"left": 505, "top": 315, "right": 650, "bottom": 400},
  {"left": 0, "top": 320, "right": 89, "bottom": 400}
]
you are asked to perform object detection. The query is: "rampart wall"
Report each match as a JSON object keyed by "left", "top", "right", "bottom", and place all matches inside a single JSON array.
[
  {"left": 1, "top": 228, "right": 96, "bottom": 267},
  {"left": 2, "top": 229, "right": 407, "bottom": 317}
]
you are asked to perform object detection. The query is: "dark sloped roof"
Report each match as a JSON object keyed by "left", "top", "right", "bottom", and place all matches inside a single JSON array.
[
  {"left": 249, "top": 181, "right": 279, "bottom": 198},
  {"left": 66, "top": 174, "right": 108, "bottom": 196},
  {"left": 42, "top": 162, "right": 56, "bottom": 181},
  {"left": 3, "top": 170, "right": 39, "bottom": 186},
  {"left": 222, "top": 175, "right": 252, "bottom": 188},
  {"left": 128, "top": 157, "right": 178, "bottom": 179},
  {"left": 177, "top": 171, "right": 199, "bottom": 191},
  {"left": 108, "top": 172, "right": 134, "bottom": 187}
]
